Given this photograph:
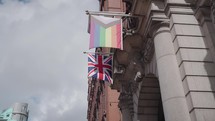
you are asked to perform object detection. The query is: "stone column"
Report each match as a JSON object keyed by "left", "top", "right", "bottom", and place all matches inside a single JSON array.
[{"left": 151, "top": 22, "right": 191, "bottom": 121}]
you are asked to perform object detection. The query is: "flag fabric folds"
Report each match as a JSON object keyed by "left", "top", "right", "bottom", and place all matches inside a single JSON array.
[
  {"left": 89, "top": 15, "right": 123, "bottom": 50},
  {"left": 88, "top": 53, "right": 113, "bottom": 84}
]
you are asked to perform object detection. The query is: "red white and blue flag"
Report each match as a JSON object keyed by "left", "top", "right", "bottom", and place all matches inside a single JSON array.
[{"left": 88, "top": 53, "right": 113, "bottom": 84}]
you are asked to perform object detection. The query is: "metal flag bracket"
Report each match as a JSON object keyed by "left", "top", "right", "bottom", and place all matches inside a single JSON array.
[
  {"left": 83, "top": 51, "right": 114, "bottom": 55},
  {"left": 86, "top": 10, "right": 144, "bottom": 17},
  {"left": 86, "top": 10, "right": 145, "bottom": 36}
]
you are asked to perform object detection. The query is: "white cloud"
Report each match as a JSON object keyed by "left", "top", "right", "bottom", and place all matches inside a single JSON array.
[
  {"left": 37, "top": 0, "right": 70, "bottom": 10},
  {"left": 0, "top": 0, "right": 99, "bottom": 121}
]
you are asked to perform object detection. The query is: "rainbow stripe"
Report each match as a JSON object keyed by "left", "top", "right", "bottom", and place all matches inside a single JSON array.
[{"left": 89, "top": 15, "right": 123, "bottom": 50}]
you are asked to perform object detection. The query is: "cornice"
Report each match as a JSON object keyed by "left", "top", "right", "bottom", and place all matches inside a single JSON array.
[
  {"left": 194, "top": 0, "right": 215, "bottom": 25},
  {"left": 164, "top": 3, "right": 194, "bottom": 18},
  {"left": 195, "top": 0, "right": 211, "bottom": 7},
  {"left": 195, "top": 6, "right": 212, "bottom": 25},
  {"left": 129, "top": 0, "right": 166, "bottom": 34}
]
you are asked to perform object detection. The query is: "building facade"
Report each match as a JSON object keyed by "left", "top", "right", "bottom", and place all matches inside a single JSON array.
[
  {"left": 0, "top": 103, "right": 29, "bottom": 121},
  {"left": 111, "top": 0, "right": 215, "bottom": 121},
  {"left": 87, "top": 78, "right": 121, "bottom": 121}
]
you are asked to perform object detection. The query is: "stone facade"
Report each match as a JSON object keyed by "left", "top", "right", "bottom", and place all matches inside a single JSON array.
[{"left": 112, "top": 0, "right": 215, "bottom": 121}]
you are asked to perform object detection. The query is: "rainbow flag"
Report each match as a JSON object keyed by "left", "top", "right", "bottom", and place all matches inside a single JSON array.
[{"left": 89, "top": 15, "right": 123, "bottom": 50}]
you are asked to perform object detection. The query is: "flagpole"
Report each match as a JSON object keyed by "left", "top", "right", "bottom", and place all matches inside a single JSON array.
[
  {"left": 83, "top": 51, "right": 114, "bottom": 55},
  {"left": 86, "top": 10, "right": 144, "bottom": 17}
]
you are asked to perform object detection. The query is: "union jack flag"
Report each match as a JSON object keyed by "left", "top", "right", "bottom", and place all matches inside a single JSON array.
[{"left": 88, "top": 53, "right": 113, "bottom": 84}]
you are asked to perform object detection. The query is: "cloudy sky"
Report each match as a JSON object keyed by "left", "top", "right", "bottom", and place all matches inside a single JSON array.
[{"left": 0, "top": 0, "right": 98, "bottom": 121}]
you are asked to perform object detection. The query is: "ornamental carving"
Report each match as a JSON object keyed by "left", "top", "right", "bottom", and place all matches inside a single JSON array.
[
  {"left": 143, "top": 38, "right": 154, "bottom": 63},
  {"left": 129, "top": 81, "right": 139, "bottom": 93}
]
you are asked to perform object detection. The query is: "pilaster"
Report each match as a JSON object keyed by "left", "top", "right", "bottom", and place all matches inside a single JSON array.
[{"left": 165, "top": 1, "right": 215, "bottom": 121}]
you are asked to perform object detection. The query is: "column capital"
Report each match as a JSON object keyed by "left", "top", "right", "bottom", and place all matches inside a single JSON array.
[
  {"left": 145, "top": 21, "right": 170, "bottom": 65},
  {"left": 143, "top": 21, "right": 169, "bottom": 64},
  {"left": 148, "top": 21, "right": 170, "bottom": 38}
]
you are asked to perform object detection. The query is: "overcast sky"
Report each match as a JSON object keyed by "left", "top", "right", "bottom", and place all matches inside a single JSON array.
[{"left": 0, "top": 0, "right": 98, "bottom": 121}]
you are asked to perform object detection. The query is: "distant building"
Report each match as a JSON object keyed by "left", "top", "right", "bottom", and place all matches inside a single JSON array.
[
  {"left": 0, "top": 103, "right": 29, "bottom": 121},
  {"left": 87, "top": 78, "right": 121, "bottom": 121}
]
